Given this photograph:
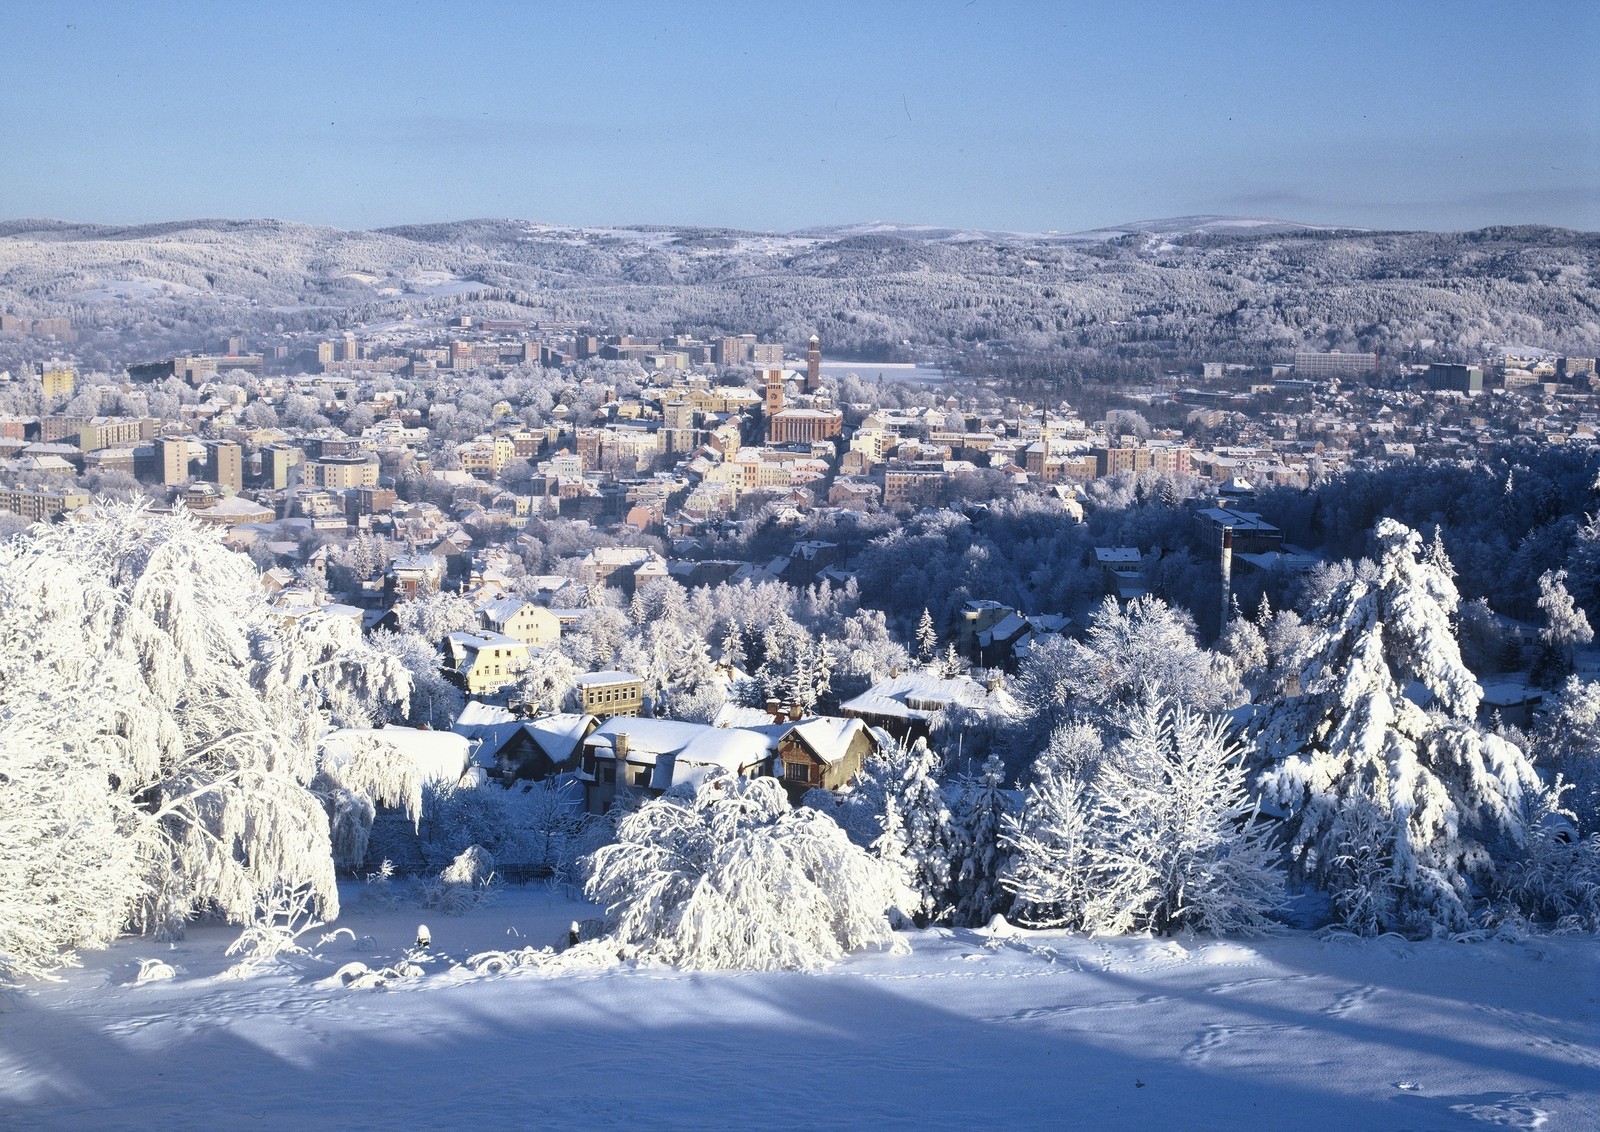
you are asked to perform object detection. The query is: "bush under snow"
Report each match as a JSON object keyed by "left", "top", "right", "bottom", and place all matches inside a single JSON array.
[{"left": 584, "top": 773, "right": 902, "bottom": 970}]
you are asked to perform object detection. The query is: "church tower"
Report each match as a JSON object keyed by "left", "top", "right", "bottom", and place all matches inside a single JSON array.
[
  {"left": 806, "top": 334, "right": 821, "bottom": 392},
  {"left": 763, "top": 367, "right": 785, "bottom": 416}
]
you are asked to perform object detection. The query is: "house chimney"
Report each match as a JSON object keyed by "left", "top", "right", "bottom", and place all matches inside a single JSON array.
[
  {"left": 1220, "top": 526, "right": 1234, "bottom": 634},
  {"left": 614, "top": 732, "right": 629, "bottom": 759}
]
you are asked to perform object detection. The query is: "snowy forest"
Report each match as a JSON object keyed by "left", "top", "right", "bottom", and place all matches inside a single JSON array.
[
  {"left": 6, "top": 441, "right": 1600, "bottom": 984},
  {"left": 3, "top": 217, "right": 1599, "bottom": 375}
]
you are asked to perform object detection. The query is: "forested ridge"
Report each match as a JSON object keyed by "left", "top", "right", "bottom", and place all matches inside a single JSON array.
[{"left": 3, "top": 217, "right": 1596, "bottom": 367}]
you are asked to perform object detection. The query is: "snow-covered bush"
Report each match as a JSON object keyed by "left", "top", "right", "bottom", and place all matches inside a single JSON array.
[
  {"left": 423, "top": 845, "right": 497, "bottom": 916},
  {"left": 1530, "top": 677, "right": 1600, "bottom": 834},
  {"left": 584, "top": 773, "right": 901, "bottom": 970}
]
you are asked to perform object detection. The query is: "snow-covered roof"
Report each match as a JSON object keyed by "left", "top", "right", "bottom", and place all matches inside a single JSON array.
[
  {"left": 575, "top": 669, "right": 641, "bottom": 687},
  {"left": 478, "top": 595, "right": 530, "bottom": 625},
  {"left": 321, "top": 727, "right": 470, "bottom": 784},
  {"left": 784, "top": 716, "right": 866, "bottom": 765},
  {"left": 452, "top": 700, "right": 518, "bottom": 738},
  {"left": 586, "top": 717, "right": 769, "bottom": 788},
  {"left": 839, "top": 672, "right": 998, "bottom": 722}
]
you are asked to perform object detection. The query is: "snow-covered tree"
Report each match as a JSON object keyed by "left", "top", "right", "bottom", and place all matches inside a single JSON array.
[
  {"left": 584, "top": 773, "right": 900, "bottom": 970},
  {"left": 370, "top": 629, "right": 464, "bottom": 728},
  {"left": 518, "top": 648, "right": 583, "bottom": 714},
  {"left": 874, "top": 737, "right": 958, "bottom": 924},
  {"left": 915, "top": 607, "right": 938, "bottom": 664},
  {"left": 1084, "top": 699, "right": 1281, "bottom": 935},
  {"left": 949, "top": 753, "right": 1013, "bottom": 926},
  {"left": 0, "top": 504, "right": 409, "bottom": 978},
  {"left": 1533, "top": 569, "right": 1593, "bottom": 688},
  {"left": 1255, "top": 518, "right": 1544, "bottom": 935},
  {"left": 393, "top": 590, "right": 479, "bottom": 644}
]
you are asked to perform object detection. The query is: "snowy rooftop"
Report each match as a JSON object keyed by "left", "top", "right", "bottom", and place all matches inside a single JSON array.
[
  {"left": 575, "top": 670, "right": 642, "bottom": 687},
  {"left": 839, "top": 672, "right": 999, "bottom": 721},
  {"left": 321, "top": 727, "right": 471, "bottom": 784}
]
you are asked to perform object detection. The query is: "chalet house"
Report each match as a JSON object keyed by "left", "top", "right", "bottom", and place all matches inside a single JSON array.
[
  {"left": 575, "top": 713, "right": 874, "bottom": 813},
  {"left": 466, "top": 712, "right": 596, "bottom": 782},
  {"left": 579, "top": 717, "right": 769, "bottom": 814},
  {"left": 758, "top": 715, "right": 876, "bottom": 804}
]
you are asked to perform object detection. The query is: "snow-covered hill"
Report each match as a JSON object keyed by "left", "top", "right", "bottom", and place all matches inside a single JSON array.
[
  {"left": 2, "top": 884, "right": 1594, "bottom": 1129},
  {"left": 1, "top": 215, "right": 1597, "bottom": 362}
]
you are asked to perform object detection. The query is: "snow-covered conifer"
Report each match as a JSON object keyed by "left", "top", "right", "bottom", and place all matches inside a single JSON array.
[
  {"left": 915, "top": 607, "right": 938, "bottom": 664},
  {"left": 876, "top": 737, "right": 957, "bottom": 924},
  {"left": 949, "top": 754, "right": 1013, "bottom": 926},
  {"left": 1256, "top": 518, "right": 1544, "bottom": 935}
]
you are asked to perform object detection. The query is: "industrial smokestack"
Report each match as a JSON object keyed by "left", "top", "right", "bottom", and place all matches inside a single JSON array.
[{"left": 1220, "top": 526, "right": 1234, "bottom": 634}]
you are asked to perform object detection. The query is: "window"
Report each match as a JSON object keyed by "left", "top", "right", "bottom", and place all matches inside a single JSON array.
[
  {"left": 785, "top": 761, "right": 811, "bottom": 783},
  {"left": 632, "top": 767, "right": 651, "bottom": 787},
  {"left": 600, "top": 764, "right": 616, "bottom": 784}
]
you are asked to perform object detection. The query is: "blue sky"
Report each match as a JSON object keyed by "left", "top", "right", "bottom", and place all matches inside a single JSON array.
[{"left": 3, "top": 1, "right": 1596, "bottom": 232}]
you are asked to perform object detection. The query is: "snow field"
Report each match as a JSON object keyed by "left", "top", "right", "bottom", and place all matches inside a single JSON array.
[{"left": 2, "top": 884, "right": 1595, "bottom": 1131}]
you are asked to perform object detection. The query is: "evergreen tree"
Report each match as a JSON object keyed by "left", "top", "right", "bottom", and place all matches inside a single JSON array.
[
  {"left": 949, "top": 753, "right": 1013, "bottom": 926},
  {"left": 1533, "top": 569, "right": 1593, "bottom": 688},
  {"left": 915, "top": 607, "right": 938, "bottom": 664},
  {"left": 877, "top": 737, "right": 957, "bottom": 924},
  {"left": 1255, "top": 518, "right": 1544, "bottom": 935}
]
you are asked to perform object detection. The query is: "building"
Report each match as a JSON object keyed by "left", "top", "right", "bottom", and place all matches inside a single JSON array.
[
  {"left": 574, "top": 670, "right": 645, "bottom": 719},
  {"left": 172, "top": 354, "right": 264, "bottom": 383},
  {"left": 1558, "top": 357, "right": 1596, "bottom": 382},
  {"left": 763, "top": 368, "right": 785, "bottom": 417},
  {"left": 838, "top": 672, "right": 1005, "bottom": 742},
  {"left": 1293, "top": 351, "right": 1378, "bottom": 379},
  {"left": 261, "top": 444, "right": 303, "bottom": 489},
  {"left": 0, "top": 486, "right": 90, "bottom": 520},
  {"left": 314, "top": 453, "right": 380, "bottom": 489},
  {"left": 579, "top": 716, "right": 768, "bottom": 814},
  {"left": 445, "top": 630, "right": 531, "bottom": 696},
  {"left": 205, "top": 440, "right": 243, "bottom": 492},
  {"left": 767, "top": 406, "right": 843, "bottom": 446},
  {"left": 1195, "top": 506, "right": 1284, "bottom": 555},
  {"left": 158, "top": 437, "right": 191, "bottom": 486},
  {"left": 77, "top": 417, "right": 158, "bottom": 452},
  {"left": 39, "top": 364, "right": 75, "bottom": 400},
  {"left": 805, "top": 334, "right": 821, "bottom": 392},
  {"left": 477, "top": 596, "right": 560, "bottom": 649},
  {"left": 1424, "top": 363, "right": 1484, "bottom": 394}
]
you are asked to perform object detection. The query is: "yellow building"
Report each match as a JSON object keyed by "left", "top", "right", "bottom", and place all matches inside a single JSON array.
[{"left": 40, "top": 365, "right": 76, "bottom": 400}]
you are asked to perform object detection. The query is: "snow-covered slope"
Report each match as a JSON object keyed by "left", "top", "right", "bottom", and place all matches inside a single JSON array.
[{"left": 2, "top": 885, "right": 1594, "bottom": 1129}]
